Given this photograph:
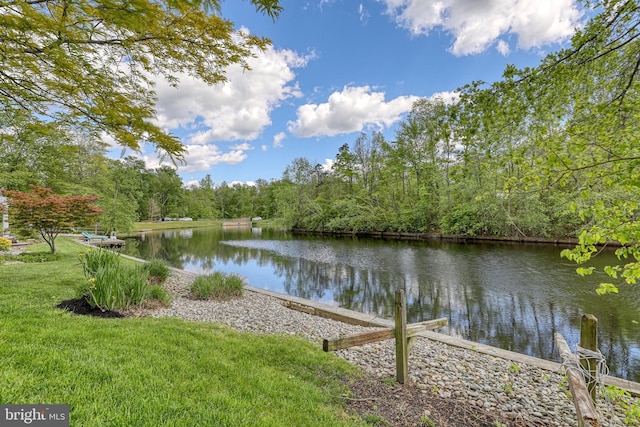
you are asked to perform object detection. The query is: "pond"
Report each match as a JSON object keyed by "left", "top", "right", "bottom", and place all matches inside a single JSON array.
[{"left": 122, "top": 226, "right": 640, "bottom": 382}]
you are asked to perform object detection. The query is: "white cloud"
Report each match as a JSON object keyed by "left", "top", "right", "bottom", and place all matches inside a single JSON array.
[
  {"left": 138, "top": 144, "right": 250, "bottom": 174},
  {"left": 184, "top": 180, "right": 200, "bottom": 189},
  {"left": 429, "top": 90, "right": 459, "bottom": 105},
  {"left": 179, "top": 144, "right": 248, "bottom": 173},
  {"left": 261, "top": 144, "right": 268, "bottom": 151},
  {"left": 153, "top": 43, "right": 308, "bottom": 143},
  {"left": 496, "top": 39, "right": 510, "bottom": 56},
  {"left": 320, "top": 158, "right": 334, "bottom": 172},
  {"left": 230, "top": 180, "right": 256, "bottom": 187},
  {"left": 273, "top": 132, "right": 286, "bottom": 148},
  {"left": 287, "top": 86, "right": 421, "bottom": 138},
  {"left": 139, "top": 154, "right": 168, "bottom": 171},
  {"left": 379, "top": 0, "right": 583, "bottom": 56},
  {"left": 359, "top": 3, "right": 370, "bottom": 22},
  {"left": 100, "top": 131, "right": 121, "bottom": 150}
]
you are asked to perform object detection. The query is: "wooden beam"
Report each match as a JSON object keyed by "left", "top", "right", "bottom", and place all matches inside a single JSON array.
[
  {"left": 322, "top": 317, "right": 448, "bottom": 352},
  {"left": 555, "top": 333, "right": 600, "bottom": 427}
]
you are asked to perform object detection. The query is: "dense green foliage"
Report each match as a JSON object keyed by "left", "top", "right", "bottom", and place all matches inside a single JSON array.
[{"left": 0, "top": 239, "right": 361, "bottom": 426}]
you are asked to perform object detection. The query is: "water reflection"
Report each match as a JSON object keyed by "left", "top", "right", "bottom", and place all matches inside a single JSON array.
[{"left": 123, "top": 227, "right": 640, "bottom": 381}]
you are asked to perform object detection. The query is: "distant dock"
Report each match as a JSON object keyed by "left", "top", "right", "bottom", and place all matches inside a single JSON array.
[
  {"left": 222, "top": 222, "right": 251, "bottom": 227},
  {"left": 82, "top": 237, "right": 126, "bottom": 248}
]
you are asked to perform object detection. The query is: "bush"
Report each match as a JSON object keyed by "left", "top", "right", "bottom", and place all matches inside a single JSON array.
[
  {"left": 145, "top": 259, "right": 170, "bottom": 283},
  {"left": 190, "top": 272, "right": 244, "bottom": 301},
  {"left": 78, "top": 248, "right": 150, "bottom": 311},
  {"left": 0, "top": 236, "right": 11, "bottom": 251}
]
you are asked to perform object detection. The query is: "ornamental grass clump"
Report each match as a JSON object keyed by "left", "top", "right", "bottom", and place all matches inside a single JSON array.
[
  {"left": 147, "top": 285, "right": 172, "bottom": 307},
  {"left": 144, "top": 259, "right": 170, "bottom": 283},
  {"left": 78, "top": 247, "right": 120, "bottom": 277},
  {"left": 78, "top": 248, "right": 150, "bottom": 311},
  {"left": 190, "top": 271, "right": 244, "bottom": 301}
]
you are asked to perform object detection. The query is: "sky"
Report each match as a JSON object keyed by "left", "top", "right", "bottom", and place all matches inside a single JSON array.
[{"left": 109, "top": 0, "right": 588, "bottom": 187}]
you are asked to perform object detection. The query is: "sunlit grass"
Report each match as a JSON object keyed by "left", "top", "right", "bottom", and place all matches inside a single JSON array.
[{"left": 0, "top": 238, "right": 363, "bottom": 426}]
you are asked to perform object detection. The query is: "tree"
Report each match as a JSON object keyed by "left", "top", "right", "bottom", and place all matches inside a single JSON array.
[
  {"left": 426, "top": 0, "right": 640, "bottom": 291},
  {"left": 4, "top": 186, "right": 103, "bottom": 254},
  {"left": 1, "top": 0, "right": 282, "bottom": 158},
  {"left": 92, "top": 158, "right": 149, "bottom": 233},
  {"left": 0, "top": 109, "right": 106, "bottom": 192},
  {"left": 147, "top": 166, "right": 184, "bottom": 218},
  {"left": 497, "top": 0, "right": 640, "bottom": 292}
]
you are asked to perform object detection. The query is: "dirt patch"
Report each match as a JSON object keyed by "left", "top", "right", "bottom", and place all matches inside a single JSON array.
[{"left": 343, "top": 374, "right": 525, "bottom": 427}]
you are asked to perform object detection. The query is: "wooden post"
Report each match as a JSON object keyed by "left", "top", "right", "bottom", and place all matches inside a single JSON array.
[
  {"left": 555, "top": 333, "right": 600, "bottom": 427},
  {"left": 395, "top": 289, "right": 408, "bottom": 384},
  {"left": 580, "top": 314, "right": 598, "bottom": 403}
]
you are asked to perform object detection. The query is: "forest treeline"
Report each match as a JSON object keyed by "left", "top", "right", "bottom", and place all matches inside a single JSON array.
[{"left": 1, "top": 1, "right": 639, "bottom": 289}]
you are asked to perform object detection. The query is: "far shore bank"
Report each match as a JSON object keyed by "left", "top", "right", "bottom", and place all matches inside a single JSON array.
[
  {"left": 120, "top": 220, "right": 622, "bottom": 250},
  {"left": 290, "top": 228, "right": 605, "bottom": 248}
]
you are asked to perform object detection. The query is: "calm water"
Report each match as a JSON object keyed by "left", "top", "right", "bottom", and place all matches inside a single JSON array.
[{"left": 122, "top": 226, "right": 640, "bottom": 381}]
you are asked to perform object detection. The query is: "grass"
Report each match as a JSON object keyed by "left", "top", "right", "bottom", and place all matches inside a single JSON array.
[{"left": 0, "top": 238, "right": 364, "bottom": 426}]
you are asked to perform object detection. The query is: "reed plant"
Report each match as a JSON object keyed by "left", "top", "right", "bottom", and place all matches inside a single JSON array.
[
  {"left": 78, "top": 248, "right": 149, "bottom": 310},
  {"left": 78, "top": 247, "right": 120, "bottom": 277}
]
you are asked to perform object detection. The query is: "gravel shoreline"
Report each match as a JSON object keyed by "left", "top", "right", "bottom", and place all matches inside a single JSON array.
[{"left": 150, "top": 270, "right": 637, "bottom": 427}]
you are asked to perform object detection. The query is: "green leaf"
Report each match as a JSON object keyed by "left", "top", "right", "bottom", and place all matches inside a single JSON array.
[
  {"left": 576, "top": 267, "right": 595, "bottom": 276},
  {"left": 596, "top": 283, "right": 619, "bottom": 295}
]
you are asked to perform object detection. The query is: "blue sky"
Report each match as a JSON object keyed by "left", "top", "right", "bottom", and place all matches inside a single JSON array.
[{"left": 110, "top": 0, "right": 587, "bottom": 187}]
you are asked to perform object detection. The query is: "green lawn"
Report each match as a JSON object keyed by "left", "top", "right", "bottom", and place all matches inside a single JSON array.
[
  {"left": 0, "top": 238, "right": 363, "bottom": 426},
  {"left": 131, "top": 219, "right": 283, "bottom": 233}
]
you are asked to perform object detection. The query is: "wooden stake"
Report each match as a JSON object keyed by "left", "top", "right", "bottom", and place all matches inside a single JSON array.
[
  {"left": 395, "top": 289, "right": 408, "bottom": 384},
  {"left": 580, "top": 314, "right": 598, "bottom": 403}
]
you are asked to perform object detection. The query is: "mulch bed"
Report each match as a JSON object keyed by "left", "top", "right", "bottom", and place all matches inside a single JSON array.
[{"left": 56, "top": 297, "right": 125, "bottom": 318}]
